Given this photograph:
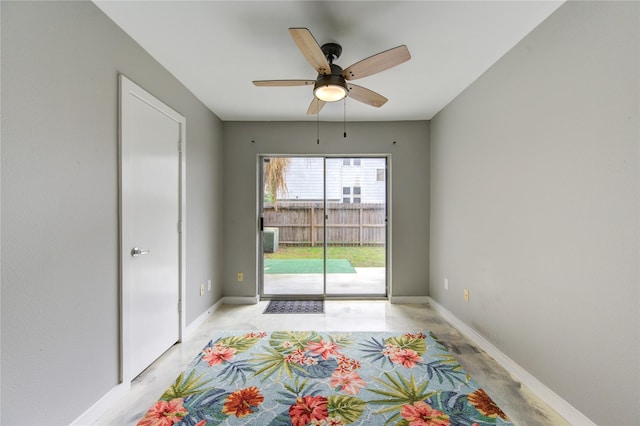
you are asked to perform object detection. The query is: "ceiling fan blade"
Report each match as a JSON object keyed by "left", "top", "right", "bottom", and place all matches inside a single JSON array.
[
  {"left": 307, "top": 98, "right": 326, "bottom": 115},
  {"left": 253, "top": 80, "right": 315, "bottom": 87},
  {"left": 342, "top": 45, "right": 411, "bottom": 81},
  {"left": 289, "top": 28, "right": 331, "bottom": 75},
  {"left": 347, "top": 84, "right": 388, "bottom": 108}
]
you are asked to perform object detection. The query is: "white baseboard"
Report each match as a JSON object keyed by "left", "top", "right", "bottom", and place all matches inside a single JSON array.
[
  {"left": 389, "top": 295, "right": 430, "bottom": 304},
  {"left": 70, "top": 382, "right": 130, "bottom": 426},
  {"left": 426, "top": 297, "right": 596, "bottom": 426},
  {"left": 184, "top": 299, "right": 224, "bottom": 338},
  {"left": 221, "top": 296, "right": 259, "bottom": 305}
]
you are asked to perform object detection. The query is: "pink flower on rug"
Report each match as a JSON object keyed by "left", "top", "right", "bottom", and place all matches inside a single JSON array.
[
  {"left": 382, "top": 343, "right": 401, "bottom": 357},
  {"left": 330, "top": 370, "right": 366, "bottom": 395},
  {"left": 404, "top": 332, "right": 427, "bottom": 339},
  {"left": 285, "top": 348, "right": 309, "bottom": 365},
  {"left": 305, "top": 340, "right": 340, "bottom": 360},
  {"left": 289, "top": 395, "right": 329, "bottom": 426},
  {"left": 400, "top": 401, "right": 450, "bottom": 426},
  {"left": 137, "top": 398, "right": 187, "bottom": 426},
  {"left": 202, "top": 345, "right": 236, "bottom": 366},
  {"left": 389, "top": 348, "right": 423, "bottom": 368},
  {"left": 326, "top": 416, "right": 346, "bottom": 426},
  {"left": 336, "top": 354, "right": 361, "bottom": 373}
]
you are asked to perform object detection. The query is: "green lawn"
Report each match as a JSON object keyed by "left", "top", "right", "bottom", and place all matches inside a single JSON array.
[{"left": 264, "top": 245, "right": 385, "bottom": 268}]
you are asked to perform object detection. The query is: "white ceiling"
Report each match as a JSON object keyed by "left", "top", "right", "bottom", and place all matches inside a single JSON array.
[{"left": 94, "top": 1, "right": 563, "bottom": 122}]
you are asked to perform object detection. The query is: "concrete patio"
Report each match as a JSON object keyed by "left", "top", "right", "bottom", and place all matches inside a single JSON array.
[{"left": 263, "top": 267, "right": 386, "bottom": 296}]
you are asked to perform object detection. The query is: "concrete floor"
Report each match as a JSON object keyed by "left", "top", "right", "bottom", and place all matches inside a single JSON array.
[{"left": 95, "top": 301, "right": 569, "bottom": 426}]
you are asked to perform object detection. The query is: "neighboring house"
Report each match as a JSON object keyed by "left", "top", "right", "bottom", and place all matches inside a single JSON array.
[{"left": 279, "top": 157, "right": 386, "bottom": 204}]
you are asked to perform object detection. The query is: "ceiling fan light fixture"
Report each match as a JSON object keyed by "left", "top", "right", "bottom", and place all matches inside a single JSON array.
[{"left": 314, "top": 74, "right": 348, "bottom": 102}]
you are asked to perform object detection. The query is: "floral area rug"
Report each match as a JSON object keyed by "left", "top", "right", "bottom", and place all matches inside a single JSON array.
[{"left": 138, "top": 331, "right": 513, "bottom": 426}]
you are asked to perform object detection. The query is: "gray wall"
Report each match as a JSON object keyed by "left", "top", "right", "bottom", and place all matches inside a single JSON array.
[
  {"left": 429, "top": 2, "right": 639, "bottom": 424},
  {"left": 1, "top": 1, "right": 223, "bottom": 424},
  {"left": 222, "top": 121, "right": 429, "bottom": 299}
]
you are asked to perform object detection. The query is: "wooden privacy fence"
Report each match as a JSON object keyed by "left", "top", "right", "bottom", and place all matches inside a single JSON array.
[{"left": 263, "top": 202, "right": 385, "bottom": 246}]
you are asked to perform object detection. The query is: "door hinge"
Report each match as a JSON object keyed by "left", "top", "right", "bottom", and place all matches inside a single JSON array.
[
  {"left": 178, "top": 301, "right": 182, "bottom": 314},
  {"left": 177, "top": 221, "right": 182, "bottom": 233},
  {"left": 178, "top": 138, "right": 183, "bottom": 153}
]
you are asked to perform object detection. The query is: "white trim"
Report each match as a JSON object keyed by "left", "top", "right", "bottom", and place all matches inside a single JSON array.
[
  {"left": 427, "top": 297, "right": 596, "bottom": 426},
  {"left": 69, "top": 382, "right": 130, "bottom": 426},
  {"left": 184, "top": 299, "right": 224, "bottom": 337},
  {"left": 389, "top": 296, "right": 430, "bottom": 304},
  {"left": 222, "top": 296, "right": 260, "bottom": 305}
]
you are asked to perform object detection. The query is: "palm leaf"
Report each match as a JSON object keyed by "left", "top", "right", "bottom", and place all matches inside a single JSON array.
[
  {"left": 182, "top": 387, "right": 228, "bottom": 424},
  {"left": 367, "top": 372, "right": 435, "bottom": 415},
  {"left": 269, "top": 331, "right": 321, "bottom": 351},
  {"left": 216, "top": 334, "right": 261, "bottom": 353},
  {"left": 252, "top": 346, "right": 295, "bottom": 381},
  {"left": 329, "top": 333, "right": 354, "bottom": 348},
  {"left": 275, "top": 377, "right": 321, "bottom": 405},
  {"left": 161, "top": 369, "right": 211, "bottom": 400},
  {"left": 328, "top": 395, "right": 366, "bottom": 424},
  {"left": 219, "top": 359, "right": 255, "bottom": 384},
  {"left": 385, "top": 335, "right": 427, "bottom": 355},
  {"left": 425, "top": 354, "right": 470, "bottom": 386},
  {"left": 359, "top": 337, "right": 391, "bottom": 366}
]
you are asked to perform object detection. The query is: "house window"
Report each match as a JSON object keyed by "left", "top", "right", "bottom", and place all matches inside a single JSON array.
[
  {"left": 376, "top": 168, "right": 385, "bottom": 182},
  {"left": 353, "top": 197, "right": 361, "bottom": 203},
  {"left": 343, "top": 187, "right": 350, "bottom": 195},
  {"left": 343, "top": 159, "right": 350, "bottom": 166},
  {"left": 353, "top": 187, "right": 361, "bottom": 195},
  {"left": 353, "top": 159, "right": 361, "bottom": 166},
  {"left": 343, "top": 197, "right": 350, "bottom": 204}
]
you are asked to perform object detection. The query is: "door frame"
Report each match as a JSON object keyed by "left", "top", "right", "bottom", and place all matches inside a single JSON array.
[
  {"left": 119, "top": 75, "right": 186, "bottom": 383},
  {"left": 258, "top": 154, "right": 390, "bottom": 299}
]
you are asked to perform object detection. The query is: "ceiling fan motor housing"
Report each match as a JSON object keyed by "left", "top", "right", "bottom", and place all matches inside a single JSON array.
[{"left": 314, "top": 63, "right": 348, "bottom": 101}]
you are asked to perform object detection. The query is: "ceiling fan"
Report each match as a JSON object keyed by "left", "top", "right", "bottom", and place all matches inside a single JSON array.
[{"left": 253, "top": 28, "right": 411, "bottom": 115}]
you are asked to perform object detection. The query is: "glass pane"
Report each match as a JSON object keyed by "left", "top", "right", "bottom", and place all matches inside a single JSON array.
[
  {"left": 262, "top": 157, "right": 324, "bottom": 296},
  {"left": 325, "top": 157, "right": 386, "bottom": 296}
]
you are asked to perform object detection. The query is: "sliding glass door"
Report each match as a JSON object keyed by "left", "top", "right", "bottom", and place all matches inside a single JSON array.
[
  {"left": 261, "top": 157, "right": 325, "bottom": 296},
  {"left": 325, "top": 158, "right": 387, "bottom": 296},
  {"left": 260, "top": 156, "right": 387, "bottom": 298}
]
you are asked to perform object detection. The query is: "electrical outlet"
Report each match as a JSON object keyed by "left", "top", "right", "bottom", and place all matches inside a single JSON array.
[
  {"left": 237, "top": 272, "right": 243, "bottom": 282},
  {"left": 207, "top": 279, "right": 212, "bottom": 291},
  {"left": 464, "top": 289, "right": 469, "bottom": 302},
  {"left": 444, "top": 278, "right": 449, "bottom": 290},
  {"left": 200, "top": 284, "right": 205, "bottom": 296}
]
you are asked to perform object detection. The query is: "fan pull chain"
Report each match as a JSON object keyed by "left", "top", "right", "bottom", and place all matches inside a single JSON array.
[
  {"left": 316, "top": 106, "right": 320, "bottom": 144},
  {"left": 343, "top": 97, "right": 347, "bottom": 138}
]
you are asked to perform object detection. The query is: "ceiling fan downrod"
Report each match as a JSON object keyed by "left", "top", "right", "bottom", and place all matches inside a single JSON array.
[{"left": 321, "top": 43, "right": 342, "bottom": 65}]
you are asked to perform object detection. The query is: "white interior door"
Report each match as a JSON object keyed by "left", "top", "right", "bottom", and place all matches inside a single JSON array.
[{"left": 120, "top": 75, "right": 186, "bottom": 382}]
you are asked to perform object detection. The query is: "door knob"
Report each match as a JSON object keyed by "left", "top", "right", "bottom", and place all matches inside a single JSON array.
[{"left": 131, "top": 247, "right": 150, "bottom": 257}]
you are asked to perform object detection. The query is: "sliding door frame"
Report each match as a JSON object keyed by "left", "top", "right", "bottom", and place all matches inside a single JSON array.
[{"left": 259, "top": 154, "right": 390, "bottom": 300}]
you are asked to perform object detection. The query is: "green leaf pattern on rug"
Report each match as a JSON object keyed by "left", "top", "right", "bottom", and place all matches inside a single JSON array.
[{"left": 137, "top": 331, "right": 514, "bottom": 426}]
